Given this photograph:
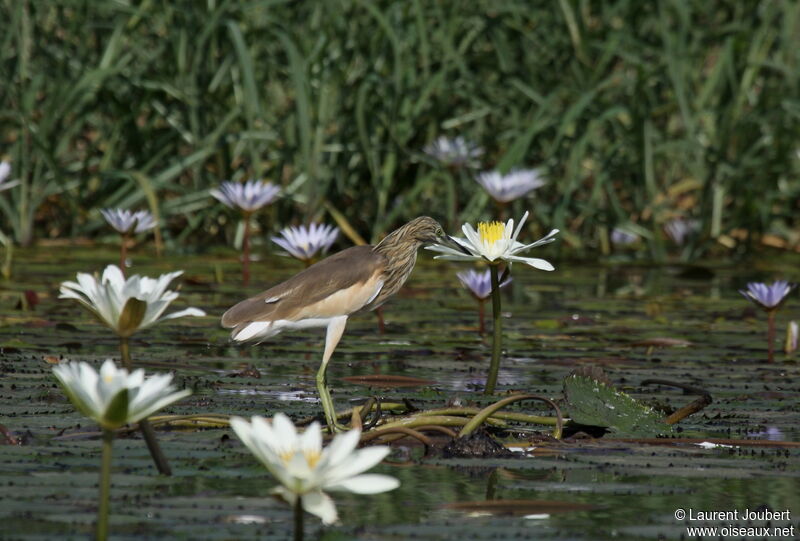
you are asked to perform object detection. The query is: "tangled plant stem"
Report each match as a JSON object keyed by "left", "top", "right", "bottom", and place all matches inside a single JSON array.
[{"left": 119, "top": 337, "right": 172, "bottom": 476}]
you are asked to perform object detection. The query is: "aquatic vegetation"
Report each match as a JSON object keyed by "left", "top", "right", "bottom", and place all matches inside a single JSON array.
[
  {"left": 52, "top": 359, "right": 190, "bottom": 541},
  {"left": 100, "top": 209, "right": 157, "bottom": 273},
  {"left": 211, "top": 179, "right": 280, "bottom": 285},
  {"left": 272, "top": 223, "right": 339, "bottom": 265},
  {"left": 563, "top": 372, "right": 672, "bottom": 437},
  {"left": 230, "top": 413, "right": 398, "bottom": 538},
  {"left": 428, "top": 212, "right": 558, "bottom": 393},
  {"left": 474, "top": 169, "right": 545, "bottom": 203},
  {"left": 59, "top": 264, "right": 204, "bottom": 473},
  {"left": 423, "top": 136, "right": 483, "bottom": 168},
  {"left": 456, "top": 269, "right": 512, "bottom": 334},
  {"left": 740, "top": 280, "right": 795, "bottom": 362}
]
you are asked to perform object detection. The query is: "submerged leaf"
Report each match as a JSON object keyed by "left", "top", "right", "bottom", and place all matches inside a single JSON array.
[
  {"left": 444, "top": 499, "right": 596, "bottom": 516},
  {"left": 340, "top": 375, "right": 434, "bottom": 388},
  {"left": 563, "top": 374, "right": 672, "bottom": 437}
]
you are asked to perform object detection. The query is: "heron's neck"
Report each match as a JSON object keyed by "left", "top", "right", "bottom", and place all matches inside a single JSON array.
[{"left": 373, "top": 229, "right": 421, "bottom": 260}]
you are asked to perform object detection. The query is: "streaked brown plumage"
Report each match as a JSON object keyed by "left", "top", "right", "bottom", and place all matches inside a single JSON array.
[{"left": 221, "top": 216, "right": 445, "bottom": 430}]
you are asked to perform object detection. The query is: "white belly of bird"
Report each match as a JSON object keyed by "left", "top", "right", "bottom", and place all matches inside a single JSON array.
[
  {"left": 232, "top": 275, "right": 384, "bottom": 343},
  {"left": 233, "top": 317, "right": 336, "bottom": 342}
]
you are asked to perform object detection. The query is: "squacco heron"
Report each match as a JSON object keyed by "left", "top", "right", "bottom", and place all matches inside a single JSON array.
[{"left": 221, "top": 217, "right": 446, "bottom": 430}]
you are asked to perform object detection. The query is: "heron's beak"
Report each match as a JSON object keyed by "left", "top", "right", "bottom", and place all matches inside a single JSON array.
[{"left": 439, "top": 234, "right": 473, "bottom": 256}]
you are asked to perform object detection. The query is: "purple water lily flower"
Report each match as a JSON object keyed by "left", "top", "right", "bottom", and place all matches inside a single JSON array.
[
  {"left": 0, "top": 161, "right": 19, "bottom": 192},
  {"left": 272, "top": 223, "right": 339, "bottom": 262},
  {"left": 457, "top": 269, "right": 512, "bottom": 300},
  {"left": 610, "top": 228, "right": 639, "bottom": 246},
  {"left": 747, "top": 427, "right": 784, "bottom": 441},
  {"left": 739, "top": 281, "right": 795, "bottom": 310},
  {"left": 210, "top": 179, "right": 280, "bottom": 212},
  {"left": 101, "top": 209, "right": 157, "bottom": 235},
  {"left": 664, "top": 218, "right": 699, "bottom": 245},
  {"left": 475, "top": 169, "right": 545, "bottom": 203},
  {"left": 423, "top": 136, "right": 483, "bottom": 167}
]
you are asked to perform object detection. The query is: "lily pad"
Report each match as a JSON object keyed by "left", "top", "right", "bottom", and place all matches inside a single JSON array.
[{"left": 563, "top": 373, "right": 672, "bottom": 437}]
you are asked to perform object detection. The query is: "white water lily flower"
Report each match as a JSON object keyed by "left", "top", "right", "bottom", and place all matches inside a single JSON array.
[
  {"left": 272, "top": 223, "right": 339, "bottom": 262},
  {"left": 53, "top": 359, "right": 191, "bottom": 430},
  {"left": 100, "top": 209, "right": 157, "bottom": 235},
  {"left": 426, "top": 211, "right": 558, "bottom": 270},
  {"left": 0, "top": 161, "right": 19, "bottom": 192},
  {"left": 59, "top": 265, "right": 205, "bottom": 337},
  {"left": 475, "top": 169, "right": 545, "bottom": 203},
  {"left": 423, "top": 136, "right": 483, "bottom": 167},
  {"left": 210, "top": 179, "right": 280, "bottom": 212},
  {"left": 230, "top": 413, "right": 399, "bottom": 525}
]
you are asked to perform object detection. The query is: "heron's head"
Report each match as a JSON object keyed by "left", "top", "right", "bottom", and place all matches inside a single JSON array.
[
  {"left": 374, "top": 216, "right": 445, "bottom": 256},
  {"left": 406, "top": 216, "right": 445, "bottom": 244}
]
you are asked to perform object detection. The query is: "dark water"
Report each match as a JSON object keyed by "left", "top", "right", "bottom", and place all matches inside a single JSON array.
[{"left": 1, "top": 245, "right": 798, "bottom": 539}]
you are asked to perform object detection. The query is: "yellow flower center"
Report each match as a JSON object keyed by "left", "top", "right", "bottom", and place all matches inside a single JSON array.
[
  {"left": 278, "top": 449, "right": 322, "bottom": 469},
  {"left": 478, "top": 221, "right": 505, "bottom": 245},
  {"left": 304, "top": 450, "right": 322, "bottom": 469}
]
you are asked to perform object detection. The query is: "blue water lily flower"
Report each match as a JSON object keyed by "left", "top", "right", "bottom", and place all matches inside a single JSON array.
[
  {"left": 457, "top": 269, "right": 512, "bottom": 300},
  {"left": 739, "top": 280, "right": 795, "bottom": 310},
  {"left": 0, "top": 161, "right": 19, "bottom": 192},
  {"left": 423, "top": 136, "right": 483, "bottom": 167},
  {"left": 101, "top": 209, "right": 157, "bottom": 235},
  {"left": 272, "top": 223, "right": 339, "bottom": 262},
  {"left": 475, "top": 169, "right": 545, "bottom": 203},
  {"left": 210, "top": 179, "right": 280, "bottom": 212},
  {"left": 610, "top": 227, "right": 639, "bottom": 246}
]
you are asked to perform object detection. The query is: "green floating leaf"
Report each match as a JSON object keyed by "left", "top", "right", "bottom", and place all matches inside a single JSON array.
[{"left": 563, "top": 374, "right": 672, "bottom": 437}]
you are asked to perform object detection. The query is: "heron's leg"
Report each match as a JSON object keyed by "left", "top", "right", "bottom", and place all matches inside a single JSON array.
[{"left": 318, "top": 315, "right": 348, "bottom": 432}]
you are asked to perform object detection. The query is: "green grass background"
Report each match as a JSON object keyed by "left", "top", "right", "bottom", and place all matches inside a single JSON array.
[{"left": 1, "top": 0, "right": 799, "bottom": 259}]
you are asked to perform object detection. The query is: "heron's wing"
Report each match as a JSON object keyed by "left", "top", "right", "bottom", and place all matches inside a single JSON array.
[{"left": 221, "top": 245, "right": 386, "bottom": 328}]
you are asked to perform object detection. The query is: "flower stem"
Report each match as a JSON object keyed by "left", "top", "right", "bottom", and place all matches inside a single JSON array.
[
  {"left": 375, "top": 306, "right": 386, "bottom": 335},
  {"left": 767, "top": 310, "right": 776, "bottom": 363},
  {"left": 484, "top": 265, "right": 502, "bottom": 395},
  {"left": 119, "top": 234, "right": 128, "bottom": 277},
  {"left": 478, "top": 299, "right": 485, "bottom": 335},
  {"left": 242, "top": 212, "right": 251, "bottom": 286},
  {"left": 293, "top": 495, "right": 304, "bottom": 541},
  {"left": 139, "top": 419, "right": 171, "bottom": 476},
  {"left": 119, "top": 337, "right": 132, "bottom": 370},
  {"left": 119, "top": 336, "right": 172, "bottom": 475},
  {"left": 97, "top": 429, "right": 114, "bottom": 541}
]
